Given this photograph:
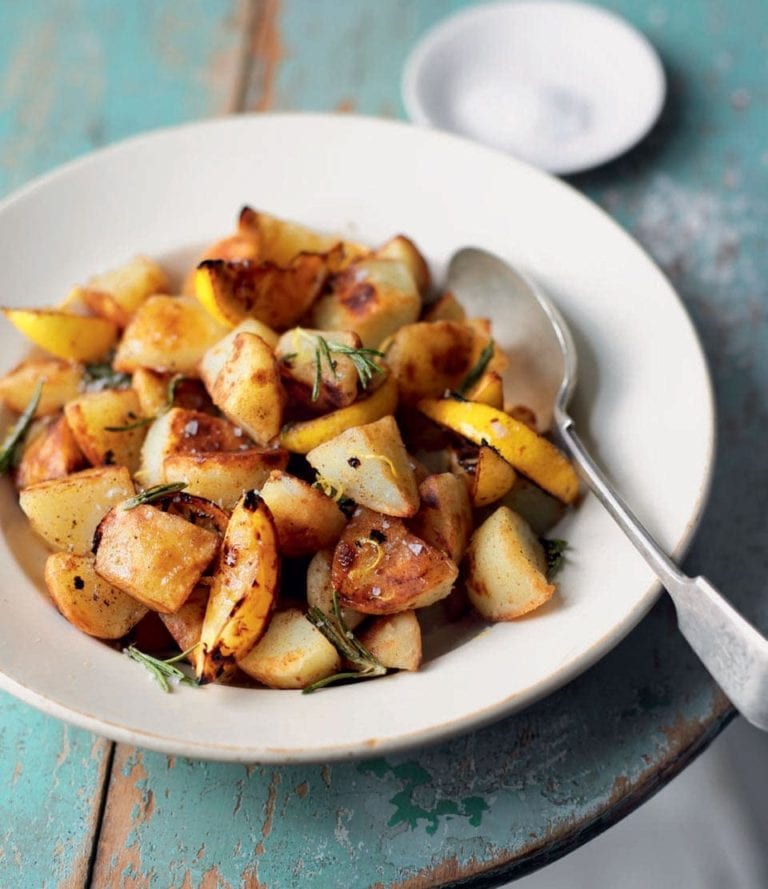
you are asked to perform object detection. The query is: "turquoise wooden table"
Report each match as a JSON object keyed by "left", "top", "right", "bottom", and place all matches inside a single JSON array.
[{"left": 1, "top": 1, "right": 765, "bottom": 886}]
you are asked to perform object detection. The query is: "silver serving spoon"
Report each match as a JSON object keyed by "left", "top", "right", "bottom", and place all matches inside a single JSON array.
[{"left": 448, "top": 247, "right": 768, "bottom": 730}]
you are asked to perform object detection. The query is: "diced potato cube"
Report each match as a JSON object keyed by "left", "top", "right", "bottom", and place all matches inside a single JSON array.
[
  {"left": 158, "top": 585, "right": 209, "bottom": 670},
  {"left": 0, "top": 358, "right": 83, "bottom": 417},
  {"left": 45, "top": 552, "right": 147, "bottom": 638},
  {"left": 259, "top": 470, "right": 347, "bottom": 557},
  {"left": 16, "top": 413, "right": 86, "bottom": 489},
  {"left": 202, "top": 332, "right": 285, "bottom": 446},
  {"left": 359, "top": 611, "right": 422, "bottom": 671},
  {"left": 310, "top": 258, "right": 420, "bottom": 348},
  {"left": 19, "top": 465, "right": 135, "bottom": 554},
  {"left": 94, "top": 503, "right": 219, "bottom": 613},
  {"left": 306, "top": 549, "right": 365, "bottom": 629},
  {"left": 465, "top": 506, "right": 555, "bottom": 620},
  {"left": 332, "top": 507, "right": 457, "bottom": 614},
  {"left": 200, "top": 319, "right": 279, "bottom": 386},
  {"left": 114, "top": 295, "right": 228, "bottom": 375},
  {"left": 83, "top": 255, "right": 169, "bottom": 327},
  {"left": 64, "top": 388, "right": 147, "bottom": 472},
  {"left": 375, "top": 235, "right": 430, "bottom": 297},
  {"left": 306, "top": 415, "right": 419, "bottom": 517},
  {"left": 236, "top": 608, "right": 341, "bottom": 689},
  {"left": 407, "top": 473, "right": 472, "bottom": 562}
]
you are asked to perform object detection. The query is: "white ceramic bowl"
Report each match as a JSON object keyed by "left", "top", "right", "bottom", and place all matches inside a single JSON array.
[
  {"left": 0, "top": 114, "right": 712, "bottom": 762},
  {"left": 403, "top": 1, "right": 666, "bottom": 174}
]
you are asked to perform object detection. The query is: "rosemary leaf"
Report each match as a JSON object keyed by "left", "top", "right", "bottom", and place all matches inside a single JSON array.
[
  {"left": 458, "top": 341, "right": 495, "bottom": 395},
  {"left": 124, "top": 644, "right": 200, "bottom": 693},
  {"left": 122, "top": 482, "right": 187, "bottom": 510},
  {"left": 165, "top": 373, "right": 185, "bottom": 409},
  {"left": 541, "top": 538, "right": 568, "bottom": 579},
  {"left": 0, "top": 380, "right": 43, "bottom": 473},
  {"left": 104, "top": 414, "right": 155, "bottom": 432},
  {"left": 83, "top": 359, "right": 131, "bottom": 391},
  {"left": 308, "top": 335, "right": 384, "bottom": 401}
]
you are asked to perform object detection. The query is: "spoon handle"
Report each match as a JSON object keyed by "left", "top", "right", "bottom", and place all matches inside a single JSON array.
[{"left": 559, "top": 417, "right": 768, "bottom": 731}]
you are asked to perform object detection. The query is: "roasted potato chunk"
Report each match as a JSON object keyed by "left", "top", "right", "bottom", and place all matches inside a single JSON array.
[
  {"left": 113, "top": 295, "right": 228, "bottom": 375},
  {"left": 94, "top": 503, "right": 220, "bottom": 613},
  {"left": 358, "top": 611, "right": 422, "bottom": 671},
  {"left": 421, "top": 292, "right": 466, "bottom": 323},
  {"left": 45, "top": 552, "right": 148, "bottom": 639},
  {"left": 259, "top": 470, "right": 347, "bottom": 557},
  {"left": 158, "top": 585, "right": 209, "bottom": 670},
  {"left": 197, "top": 491, "right": 280, "bottom": 682},
  {"left": 82, "top": 255, "right": 169, "bottom": 327},
  {"left": 470, "top": 446, "right": 518, "bottom": 508},
  {"left": 465, "top": 506, "right": 555, "bottom": 620},
  {"left": 466, "top": 370, "right": 504, "bottom": 409},
  {"left": 201, "top": 332, "right": 285, "bottom": 446},
  {"left": 385, "top": 321, "right": 476, "bottom": 404},
  {"left": 16, "top": 413, "right": 86, "bottom": 489},
  {"left": 332, "top": 507, "right": 458, "bottom": 614},
  {"left": 375, "top": 235, "right": 430, "bottom": 297},
  {"left": 306, "top": 549, "right": 365, "bottom": 629},
  {"left": 0, "top": 358, "right": 82, "bottom": 417},
  {"left": 310, "top": 258, "right": 420, "bottom": 348},
  {"left": 237, "top": 607, "right": 342, "bottom": 689},
  {"left": 407, "top": 473, "right": 472, "bottom": 563},
  {"left": 306, "top": 415, "right": 419, "bottom": 517},
  {"left": 64, "top": 388, "right": 147, "bottom": 472},
  {"left": 280, "top": 373, "right": 398, "bottom": 454},
  {"left": 19, "top": 465, "right": 135, "bottom": 554},
  {"left": 2, "top": 309, "right": 118, "bottom": 362}
]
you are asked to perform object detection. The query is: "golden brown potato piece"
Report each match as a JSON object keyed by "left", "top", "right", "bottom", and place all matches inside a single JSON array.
[
  {"left": 236, "top": 607, "right": 342, "bottom": 689},
  {"left": 466, "top": 371, "right": 505, "bottom": 410},
  {"left": 0, "top": 358, "right": 82, "bottom": 417},
  {"left": 470, "top": 446, "right": 518, "bottom": 508},
  {"left": 45, "top": 552, "right": 147, "bottom": 639},
  {"left": 275, "top": 327, "right": 362, "bottom": 414},
  {"left": 94, "top": 503, "right": 220, "bottom": 613},
  {"left": 407, "top": 473, "right": 472, "bottom": 563},
  {"left": 16, "top": 413, "right": 86, "bottom": 489},
  {"left": 201, "top": 332, "right": 285, "bottom": 446},
  {"left": 385, "top": 321, "right": 476, "bottom": 404},
  {"left": 82, "top": 255, "right": 169, "bottom": 327},
  {"left": 197, "top": 491, "right": 280, "bottom": 682},
  {"left": 158, "top": 585, "right": 209, "bottom": 670},
  {"left": 114, "top": 295, "right": 228, "bottom": 375},
  {"left": 19, "top": 465, "right": 135, "bottom": 554},
  {"left": 332, "top": 507, "right": 458, "bottom": 614},
  {"left": 306, "top": 415, "right": 419, "bottom": 517},
  {"left": 64, "top": 388, "right": 147, "bottom": 472},
  {"left": 306, "top": 549, "right": 365, "bottom": 630},
  {"left": 259, "top": 470, "right": 347, "bottom": 557},
  {"left": 310, "top": 258, "right": 421, "bottom": 348},
  {"left": 375, "top": 235, "right": 430, "bottom": 297},
  {"left": 421, "top": 292, "right": 466, "bottom": 323},
  {"left": 358, "top": 611, "right": 422, "bottom": 671},
  {"left": 465, "top": 506, "right": 554, "bottom": 620}
]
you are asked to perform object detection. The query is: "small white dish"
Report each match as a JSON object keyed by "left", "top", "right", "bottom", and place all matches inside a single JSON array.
[
  {"left": 402, "top": 0, "right": 666, "bottom": 175},
  {"left": 0, "top": 114, "right": 711, "bottom": 762}
]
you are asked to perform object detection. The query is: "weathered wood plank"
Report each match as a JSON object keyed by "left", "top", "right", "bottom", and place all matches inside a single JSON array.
[{"left": 0, "top": 694, "right": 111, "bottom": 889}]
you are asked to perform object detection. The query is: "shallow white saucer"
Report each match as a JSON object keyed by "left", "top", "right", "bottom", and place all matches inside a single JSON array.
[{"left": 402, "top": 0, "right": 666, "bottom": 175}]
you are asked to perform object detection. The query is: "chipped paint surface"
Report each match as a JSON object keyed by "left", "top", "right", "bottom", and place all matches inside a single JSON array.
[{"left": 1, "top": 0, "right": 767, "bottom": 886}]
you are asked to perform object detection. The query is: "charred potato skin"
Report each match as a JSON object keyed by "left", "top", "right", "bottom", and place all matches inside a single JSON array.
[
  {"left": 44, "top": 552, "right": 148, "bottom": 639},
  {"left": 94, "top": 504, "right": 220, "bottom": 614}
]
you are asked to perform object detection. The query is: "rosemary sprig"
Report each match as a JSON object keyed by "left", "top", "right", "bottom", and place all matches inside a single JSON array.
[
  {"left": 458, "top": 341, "right": 495, "bottom": 395},
  {"left": 83, "top": 359, "right": 131, "bottom": 391},
  {"left": 304, "top": 591, "right": 386, "bottom": 693},
  {"left": 166, "top": 373, "right": 185, "bottom": 407},
  {"left": 541, "top": 538, "right": 568, "bottom": 579},
  {"left": 310, "top": 335, "right": 384, "bottom": 401},
  {"left": 123, "top": 644, "right": 200, "bottom": 693},
  {"left": 0, "top": 380, "right": 42, "bottom": 473},
  {"left": 104, "top": 412, "right": 155, "bottom": 432},
  {"left": 122, "top": 482, "right": 187, "bottom": 510}
]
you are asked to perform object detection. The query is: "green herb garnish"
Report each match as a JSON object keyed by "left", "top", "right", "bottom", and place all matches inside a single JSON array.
[
  {"left": 122, "top": 482, "right": 187, "bottom": 510},
  {"left": 541, "top": 538, "right": 568, "bottom": 579},
  {"left": 124, "top": 644, "right": 200, "bottom": 693},
  {"left": 104, "top": 374, "right": 185, "bottom": 432},
  {"left": 304, "top": 591, "right": 386, "bottom": 693},
  {"left": 104, "top": 412, "right": 155, "bottom": 432},
  {"left": 0, "top": 380, "right": 42, "bottom": 473},
  {"left": 458, "top": 340, "right": 495, "bottom": 395},
  {"left": 311, "top": 335, "right": 384, "bottom": 402},
  {"left": 83, "top": 359, "right": 131, "bottom": 391},
  {"left": 165, "top": 373, "right": 185, "bottom": 408}
]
